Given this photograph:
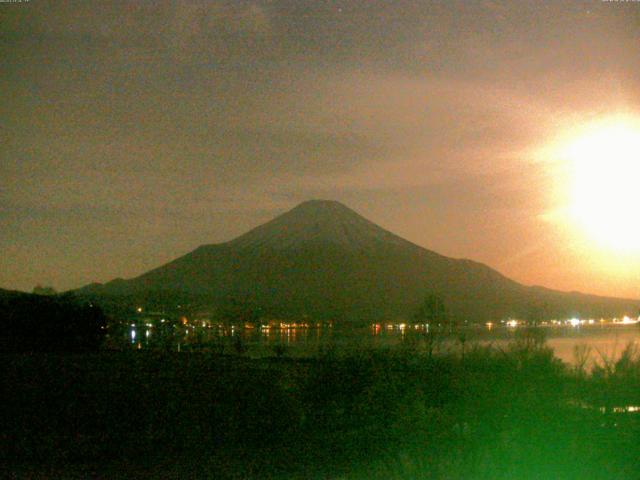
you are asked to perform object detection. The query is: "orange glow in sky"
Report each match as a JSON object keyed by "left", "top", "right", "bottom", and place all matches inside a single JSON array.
[
  {"left": 555, "top": 115, "right": 640, "bottom": 253},
  {"left": 536, "top": 114, "right": 640, "bottom": 288}
]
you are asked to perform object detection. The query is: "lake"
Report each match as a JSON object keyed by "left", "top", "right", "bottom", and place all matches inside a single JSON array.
[{"left": 122, "top": 320, "right": 640, "bottom": 368}]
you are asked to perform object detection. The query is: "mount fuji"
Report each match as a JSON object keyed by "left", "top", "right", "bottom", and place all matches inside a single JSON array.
[{"left": 76, "top": 200, "right": 638, "bottom": 323}]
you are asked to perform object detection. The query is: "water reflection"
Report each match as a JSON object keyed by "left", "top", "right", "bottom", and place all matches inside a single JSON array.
[
  {"left": 600, "top": 406, "right": 640, "bottom": 413},
  {"left": 114, "top": 319, "right": 640, "bottom": 367}
]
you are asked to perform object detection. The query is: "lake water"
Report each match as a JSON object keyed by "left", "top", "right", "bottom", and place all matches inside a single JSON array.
[
  {"left": 543, "top": 325, "right": 640, "bottom": 366},
  {"left": 123, "top": 321, "right": 640, "bottom": 368}
]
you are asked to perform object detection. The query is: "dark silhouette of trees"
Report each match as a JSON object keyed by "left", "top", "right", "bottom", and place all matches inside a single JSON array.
[
  {"left": 525, "top": 302, "right": 547, "bottom": 326},
  {"left": 414, "top": 293, "right": 450, "bottom": 357},
  {"left": 32, "top": 285, "right": 57, "bottom": 296},
  {"left": 0, "top": 292, "right": 107, "bottom": 352},
  {"left": 217, "top": 295, "right": 265, "bottom": 326},
  {"left": 414, "top": 292, "right": 448, "bottom": 326},
  {"left": 232, "top": 334, "right": 247, "bottom": 356}
]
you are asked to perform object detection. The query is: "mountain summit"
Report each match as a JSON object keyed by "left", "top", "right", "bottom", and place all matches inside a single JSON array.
[
  {"left": 229, "top": 200, "right": 411, "bottom": 251},
  {"left": 77, "top": 200, "right": 638, "bottom": 323}
]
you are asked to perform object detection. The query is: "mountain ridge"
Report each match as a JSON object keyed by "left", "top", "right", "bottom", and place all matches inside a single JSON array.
[
  {"left": 76, "top": 200, "right": 639, "bottom": 323},
  {"left": 224, "top": 199, "right": 423, "bottom": 251}
]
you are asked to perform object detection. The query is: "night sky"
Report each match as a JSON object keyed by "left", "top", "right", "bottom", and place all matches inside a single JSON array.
[{"left": 2, "top": 1, "right": 640, "bottom": 298}]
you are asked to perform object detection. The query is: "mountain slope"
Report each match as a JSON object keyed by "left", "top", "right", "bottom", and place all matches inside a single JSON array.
[{"left": 76, "top": 200, "right": 639, "bottom": 323}]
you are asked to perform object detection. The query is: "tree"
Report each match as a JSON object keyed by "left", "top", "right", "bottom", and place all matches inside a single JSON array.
[
  {"left": 0, "top": 292, "right": 107, "bottom": 352},
  {"left": 525, "top": 302, "right": 547, "bottom": 326},
  {"left": 414, "top": 293, "right": 449, "bottom": 357},
  {"left": 217, "top": 295, "right": 264, "bottom": 326},
  {"left": 414, "top": 293, "right": 447, "bottom": 326},
  {"left": 32, "top": 285, "right": 57, "bottom": 296}
]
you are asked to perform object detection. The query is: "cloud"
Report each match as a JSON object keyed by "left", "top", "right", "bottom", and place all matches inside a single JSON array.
[{"left": 2, "top": 0, "right": 640, "bottom": 295}]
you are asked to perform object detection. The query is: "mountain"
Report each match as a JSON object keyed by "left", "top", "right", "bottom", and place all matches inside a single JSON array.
[{"left": 76, "top": 200, "right": 639, "bottom": 323}]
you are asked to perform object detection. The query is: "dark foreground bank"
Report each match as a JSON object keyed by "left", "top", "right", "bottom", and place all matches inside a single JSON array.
[{"left": 3, "top": 338, "right": 640, "bottom": 479}]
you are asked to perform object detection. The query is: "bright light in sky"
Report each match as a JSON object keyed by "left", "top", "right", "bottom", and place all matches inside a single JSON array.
[{"left": 560, "top": 115, "right": 640, "bottom": 253}]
